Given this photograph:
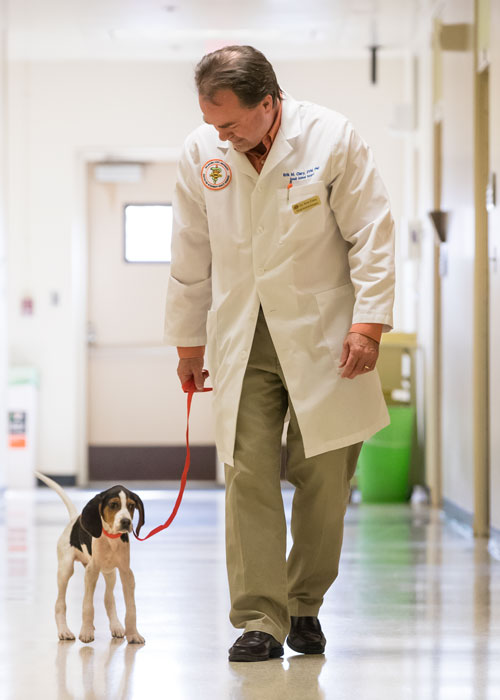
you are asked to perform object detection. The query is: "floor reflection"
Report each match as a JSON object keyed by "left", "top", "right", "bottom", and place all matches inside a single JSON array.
[
  {"left": 56, "top": 638, "right": 143, "bottom": 700},
  {"left": 4, "top": 492, "right": 37, "bottom": 601},
  {"left": 228, "top": 655, "right": 326, "bottom": 700},
  {"left": 473, "top": 539, "right": 492, "bottom": 700}
]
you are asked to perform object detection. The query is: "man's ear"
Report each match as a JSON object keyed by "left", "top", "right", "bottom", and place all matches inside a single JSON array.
[
  {"left": 81, "top": 495, "right": 103, "bottom": 538},
  {"left": 261, "top": 94, "right": 274, "bottom": 112}
]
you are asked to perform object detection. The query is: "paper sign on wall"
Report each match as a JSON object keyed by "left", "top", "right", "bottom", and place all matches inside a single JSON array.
[{"left": 8, "top": 411, "right": 27, "bottom": 449}]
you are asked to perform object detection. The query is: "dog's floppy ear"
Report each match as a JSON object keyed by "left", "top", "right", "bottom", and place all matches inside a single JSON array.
[
  {"left": 131, "top": 492, "right": 145, "bottom": 537},
  {"left": 81, "top": 494, "right": 103, "bottom": 538}
]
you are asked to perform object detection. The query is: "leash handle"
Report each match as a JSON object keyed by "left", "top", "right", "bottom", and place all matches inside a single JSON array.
[{"left": 133, "top": 379, "right": 212, "bottom": 541}]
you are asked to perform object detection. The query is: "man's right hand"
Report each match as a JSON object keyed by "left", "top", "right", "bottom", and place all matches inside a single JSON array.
[{"left": 177, "top": 357, "right": 209, "bottom": 392}]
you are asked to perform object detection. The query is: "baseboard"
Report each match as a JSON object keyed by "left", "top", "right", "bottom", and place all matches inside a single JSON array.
[
  {"left": 489, "top": 527, "right": 500, "bottom": 560},
  {"left": 442, "top": 497, "right": 474, "bottom": 530},
  {"left": 36, "top": 475, "right": 77, "bottom": 487},
  {"left": 88, "top": 445, "right": 217, "bottom": 481}
]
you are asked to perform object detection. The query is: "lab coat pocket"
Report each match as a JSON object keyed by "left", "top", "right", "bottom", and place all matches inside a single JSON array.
[
  {"left": 277, "top": 180, "right": 327, "bottom": 242},
  {"left": 315, "top": 283, "right": 355, "bottom": 362},
  {"left": 206, "top": 309, "right": 219, "bottom": 380}
]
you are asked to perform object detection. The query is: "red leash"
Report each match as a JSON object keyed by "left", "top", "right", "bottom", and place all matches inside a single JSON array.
[
  {"left": 133, "top": 380, "right": 212, "bottom": 541},
  {"left": 102, "top": 380, "right": 212, "bottom": 542}
]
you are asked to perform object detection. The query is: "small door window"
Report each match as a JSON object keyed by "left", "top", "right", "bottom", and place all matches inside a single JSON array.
[{"left": 124, "top": 204, "right": 172, "bottom": 263}]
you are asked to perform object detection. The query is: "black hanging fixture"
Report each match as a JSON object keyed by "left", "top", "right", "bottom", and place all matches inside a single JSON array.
[
  {"left": 368, "top": 12, "right": 380, "bottom": 85},
  {"left": 368, "top": 44, "right": 380, "bottom": 84}
]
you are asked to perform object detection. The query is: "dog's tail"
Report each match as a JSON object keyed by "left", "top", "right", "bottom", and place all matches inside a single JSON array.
[{"left": 35, "top": 471, "right": 78, "bottom": 521}]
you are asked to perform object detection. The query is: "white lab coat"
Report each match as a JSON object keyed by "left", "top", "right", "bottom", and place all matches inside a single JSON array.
[{"left": 164, "top": 95, "right": 395, "bottom": 466}]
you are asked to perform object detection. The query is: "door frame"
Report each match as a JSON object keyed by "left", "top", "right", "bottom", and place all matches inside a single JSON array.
[
  {"left": 472, "top": 18, "right": 490, "bottom": 536},
  {"left": 429, "top": 17, "right": 444, "bottom": 508},
  {"left": 74, "top": 147, "right": 181, "bottom": 486}
]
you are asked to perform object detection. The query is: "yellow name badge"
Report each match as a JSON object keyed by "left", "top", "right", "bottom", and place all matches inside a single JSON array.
[{"left": 292, "top": 195, "right": 321, "bottom": 214}]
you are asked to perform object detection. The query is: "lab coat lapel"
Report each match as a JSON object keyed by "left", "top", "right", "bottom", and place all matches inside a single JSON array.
[
  {"left": 217, "top": 97, "right": 302, "bottom": 183},
  {"left": 259, "top": 96, "right": 302, "bottom": 180},
  {"left": 220, "top": 143, "right": 258, "bottom": 182}
]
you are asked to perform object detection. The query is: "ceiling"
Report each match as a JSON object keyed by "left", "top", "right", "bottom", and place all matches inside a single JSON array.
[{"left": 7, "top": 0, "right": 428, "bottom": 61}]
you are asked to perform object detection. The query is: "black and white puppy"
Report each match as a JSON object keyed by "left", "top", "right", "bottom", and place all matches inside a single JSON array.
[{"left": 36, "top": 471, "right": 146, "bottom": 644}]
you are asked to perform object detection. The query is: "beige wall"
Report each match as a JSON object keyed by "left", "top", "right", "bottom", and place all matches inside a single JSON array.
[
  {"left": 489, "top": 0, "right": 500, "bottom": 532},
  {"left": 7, "top": 56, "right": 409, "bottom": 479},
  {"left": 426, "top": 0, "right": 497, "bottom": 527},
  {"left": 415, "top": 0, "right": 500, "bottom": 537}
]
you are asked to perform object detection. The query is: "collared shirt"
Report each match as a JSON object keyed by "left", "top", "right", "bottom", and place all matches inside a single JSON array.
[{"left": 244, "top": 100, "right": 283, "bottom": 174}]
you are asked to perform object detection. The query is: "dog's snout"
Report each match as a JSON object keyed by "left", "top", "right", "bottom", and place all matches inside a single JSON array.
[{"left": 120, "top": 517, "right": 132, "bottom": 530}]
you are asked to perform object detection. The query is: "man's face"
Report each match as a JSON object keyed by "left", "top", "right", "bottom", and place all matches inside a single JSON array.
[{"left": 199, "top": 89, "right": 276, "bottom": 152}]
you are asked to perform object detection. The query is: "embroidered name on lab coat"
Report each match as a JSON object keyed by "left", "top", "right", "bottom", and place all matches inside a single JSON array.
[
  {"left": 292, "top": 195, "right": 321, "bottom": 214},
  {"left": 283, "top": 167, "right": 320, "bottom": 181}
]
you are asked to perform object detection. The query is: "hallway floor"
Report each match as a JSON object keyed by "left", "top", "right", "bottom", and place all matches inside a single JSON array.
[{"left": 1, "top": 486, "right": 499, "bottom": 699}]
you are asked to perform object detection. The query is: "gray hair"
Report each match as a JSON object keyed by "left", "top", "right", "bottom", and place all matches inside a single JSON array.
[{"left": 195, "top": 45, "right": 281, "bottom": 108}]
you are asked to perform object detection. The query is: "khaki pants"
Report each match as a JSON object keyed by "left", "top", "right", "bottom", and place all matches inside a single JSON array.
[{"left": 225, "top": 307, "right": 362, "bottom": 644}]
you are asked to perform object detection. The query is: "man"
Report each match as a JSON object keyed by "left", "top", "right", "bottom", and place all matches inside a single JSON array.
[{"left": 164, "top": 45, "right": 395, "bottom": 662}]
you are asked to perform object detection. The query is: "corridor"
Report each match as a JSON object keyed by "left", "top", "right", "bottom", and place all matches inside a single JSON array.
[{"left": 1, "top": 486, "right": 499, "bottom": 699}]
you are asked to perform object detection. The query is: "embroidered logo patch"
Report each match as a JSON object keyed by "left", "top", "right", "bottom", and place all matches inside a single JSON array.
[{"left": 201, "top": 159, "right": 232, "bottom": 190}]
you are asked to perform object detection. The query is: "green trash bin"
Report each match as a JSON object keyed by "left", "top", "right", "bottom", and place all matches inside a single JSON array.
[{"left": 357, "top": 405, "right": 414, "bottom": 503}]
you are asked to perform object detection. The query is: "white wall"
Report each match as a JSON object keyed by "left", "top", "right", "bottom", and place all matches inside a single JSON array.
[
  {"left": 0, "top": 2, "right": 7, "bottom": 490},
  {"left": 7, "top": 56, "right": 408, "bottom": 479},
  {"left": 438, "top": 0, "right": 476, "bottom": 517},
  {"left": 415, "top": 36, "right": 440, "bottom": 503}
]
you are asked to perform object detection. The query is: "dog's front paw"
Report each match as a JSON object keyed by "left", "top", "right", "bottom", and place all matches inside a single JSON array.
[
  {"left": 126, "top": 631, "right": 145, "bottom": 644},
  {"left": 110, "top": 624, "right": 125, "bottom": 639},
  {"left": 58, "top": 627, "right": 76, "bottom": 641},
  {"left": 79, "top": 626, "right": 95, "bottom": 643}
]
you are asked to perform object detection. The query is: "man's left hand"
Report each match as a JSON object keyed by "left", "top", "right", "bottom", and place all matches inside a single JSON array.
[{"left": 339, "top": 332, "right": 379, "bottom": 379}]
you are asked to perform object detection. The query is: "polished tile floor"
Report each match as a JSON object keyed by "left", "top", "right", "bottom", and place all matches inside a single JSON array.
[{"left": 1, "top": 485, "right": 500, "bottom": 700}]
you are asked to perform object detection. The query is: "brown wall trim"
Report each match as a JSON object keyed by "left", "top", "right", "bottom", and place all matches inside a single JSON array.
[
  {"left": 36, "top": 475, "right": 77, "bottom": 487},
  {"left": 89, "top": 445, "right": 216, "bottom": 481}
]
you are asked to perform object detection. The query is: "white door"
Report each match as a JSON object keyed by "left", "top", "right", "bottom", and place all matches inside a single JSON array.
[
  {"left": 489, "top": 2, "right": 500, "bottom": 532},
  {"left": 87, "top": 162, "right": 215, "bottom": 482}
]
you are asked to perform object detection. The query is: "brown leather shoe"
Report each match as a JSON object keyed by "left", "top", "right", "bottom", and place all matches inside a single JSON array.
[
  {"left": 286, "top": 616, "right": 326, "bottom": 654},
  {"left": 228, "top": 631, "right": 284, "bottom": 662}
]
